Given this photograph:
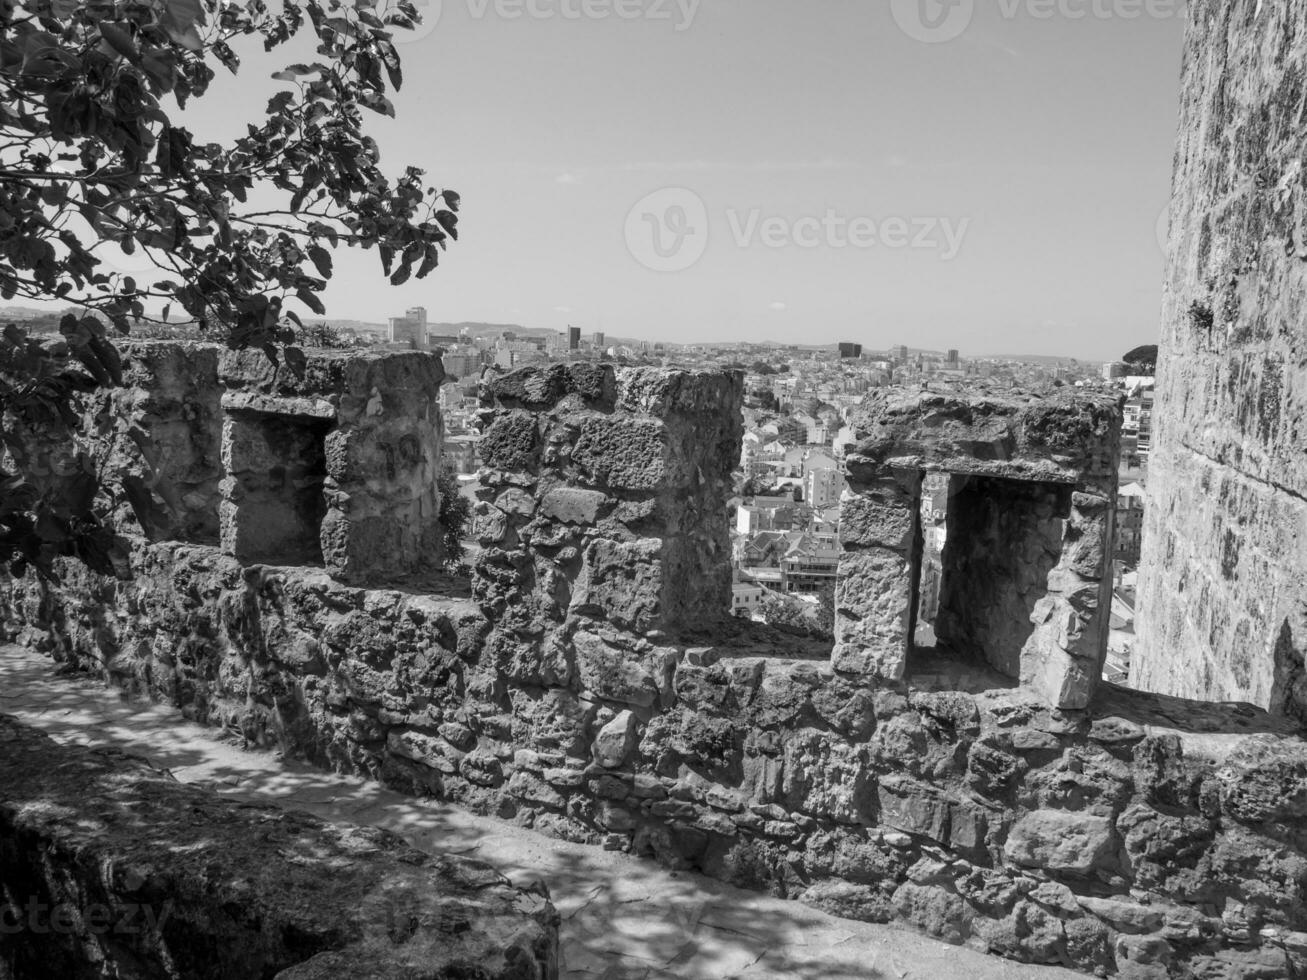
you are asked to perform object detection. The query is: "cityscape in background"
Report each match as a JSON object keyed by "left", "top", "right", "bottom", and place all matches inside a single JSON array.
[{"left": 0, "top": 299, "right": 1156, "bottom": 688}]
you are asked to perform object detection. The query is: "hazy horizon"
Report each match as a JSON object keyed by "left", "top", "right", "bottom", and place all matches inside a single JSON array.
[{"left": 33, "top": 1, "right": 1189, "bottom": 362}]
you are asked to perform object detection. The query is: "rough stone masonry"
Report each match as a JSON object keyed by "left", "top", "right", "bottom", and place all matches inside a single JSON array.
[
  {"left": 1135, "top": 0, "right": 1307, "bottom": 721},
  {"left": 8, "top": 347, "right": 1307, "bottom": 978},
  {"left": 0, "top": 715, "right": 558, "bottom": 979}
]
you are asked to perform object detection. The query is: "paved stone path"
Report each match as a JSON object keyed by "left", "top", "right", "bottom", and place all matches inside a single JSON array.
[{"left": 0, "top": 645, "right": 1078, "bottom": 980}]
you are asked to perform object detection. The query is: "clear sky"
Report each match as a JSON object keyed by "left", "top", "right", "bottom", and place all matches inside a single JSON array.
[{"left": 183, "top": 1, "right": 1188, "bottom": 359}]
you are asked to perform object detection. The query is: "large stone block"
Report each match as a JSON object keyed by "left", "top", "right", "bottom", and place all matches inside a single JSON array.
[
  {"left": 1004, "top": 810, "right": 1114, "bottom": 876},
  {"left": 839, "top": 483, "right": 918, "bottom": 551},
  {"left": 571, "top": 415, "right": 667, "bottom": 491},
  {"left": 570, "top": 540, "right": 664, "bottom": 633},
  {"left": 832, "top": 549, "right": 916, "bottom": 680}
]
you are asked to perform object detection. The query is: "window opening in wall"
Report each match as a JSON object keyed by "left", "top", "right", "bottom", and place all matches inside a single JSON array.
[
  {"left": 910, "top": 472, "right": 1072, "bottom": 690},
  {"left": 224, "top": 411, "right": 332, "bottom": 567}
]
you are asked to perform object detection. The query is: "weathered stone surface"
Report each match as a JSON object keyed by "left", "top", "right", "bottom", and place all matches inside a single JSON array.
[
  {"left": 478, "top": 366, "right": 742, "bottom": 642},
  {"left": 538, "top": 488, "right": 608, "bottom": 525},
  {"left": 839, "top": 481, "right": 917, "bottom": 550},
  {"left": 839, "top": 386, "right": 1119, "bottom": 707},
  {"left": 570, "top": 540, "right": 663, "bottom": 633},
  {"left": 832, "top": 549, "right": 915, "bottom": 680},
  {"left": 846, "top": 388, "right": 1122, "bottom": 487},
  {"left": 572, "top": 631, "right": 660, "bottom": 708},
  {"left": 217, "top": 348, "right": 446, "bottom": 585},
  {"left": 593, "top": 710, "right": 638, "bottom": 768},
  {"left": 10, "top": 333, "right": 1307, "bottom": 979},
  {"left": 0, "top": 715, "right": 558, "bottom": 980},
  {"left": 934, "top": 477, "right": 1071, "bottom": 680},
  {"left": 1134, "top": 0, "right": 1307, "bottom": 722},
  {"left": 1004, "top": 810, "right": 1114, "bottom": 876}
]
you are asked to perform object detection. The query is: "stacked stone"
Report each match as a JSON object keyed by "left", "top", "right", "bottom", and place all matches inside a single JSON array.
[
  {"left": 15, "top": 356, "right": 1307, "bottom": 976},
  {"left": 1135, "top": 0, "right": 1307, "bottom": 719},
  {"left": 12, "top": 539, "right": 1307, "bottom": 977},
  {"left": 4, "top": 340, "right": 225, "bottom": 544},
  {"left": 0, "top": 715, "right": 559, "bottom": 979},
  {"left": 472, "top": 361, "right": 743, "bottom": 698},
  {"left": 840, "top": 388, "right": 1123, "bottom": 710},
  {"left": 218, "top": 347, "right": 445, "bottom": 584}
]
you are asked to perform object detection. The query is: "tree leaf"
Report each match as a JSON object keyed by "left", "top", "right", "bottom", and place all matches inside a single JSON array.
[
  {"left": 164, "top": 0, "right": 205, "bottom": 31},
  {"left": 296, "top": 288, "right": 326, "bottom": 316},
  {"left": 99, "top": 22, "right": 139, "bottom": 61},
  {"left": 307, "top": 244, "right": 333, "bottom": 279}
]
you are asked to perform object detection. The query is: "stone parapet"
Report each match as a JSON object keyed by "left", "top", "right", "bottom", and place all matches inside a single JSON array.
[
  {"left": 473, "top": 362, "right": 743, "bottom": 650},
  {"left": 219, "top": 348, "right": 446, "bottom": 584},
  {"left": 11, "top": 352, "right": 1307, "bottom": 977},
  {"left": 839, "top": 388, "right": 1123, "bottom": 710},
  {"left": 0, "top": 713, "right": 558, "bottom": 979},
  {"left": 9, "top": 535, "right": 1307, "bottom": 977}
]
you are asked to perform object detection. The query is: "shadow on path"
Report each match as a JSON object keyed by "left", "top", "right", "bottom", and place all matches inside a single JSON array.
[{"left": 1, "top": 645, "right": 1076, "bottom": 980}]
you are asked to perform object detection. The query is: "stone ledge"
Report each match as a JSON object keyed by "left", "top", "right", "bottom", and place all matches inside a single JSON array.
[{"left": 0, "top": 715, "right": 558, "bottom": 980}]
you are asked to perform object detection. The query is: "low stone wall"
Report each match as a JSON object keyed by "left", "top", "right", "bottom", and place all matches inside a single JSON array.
[
  {"left": 7, "top": 540, "right": 1307, "bottom": 978},
  {"left": 0, "top": 714, "right": 558, "bottom": 980},
  {"left": 7, "top": 358, "right": 1307, "bottom": 977}
]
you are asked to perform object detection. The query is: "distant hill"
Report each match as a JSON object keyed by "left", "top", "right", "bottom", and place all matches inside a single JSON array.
[
  {"left": 0, "top": 305, "right": 60, "bottom": 322},
  {"left": 304, "top": 319, "right": 558, "bottom": 341},
  {"left": 979, "top": 353, "right": 1084, "bottom": 365}
]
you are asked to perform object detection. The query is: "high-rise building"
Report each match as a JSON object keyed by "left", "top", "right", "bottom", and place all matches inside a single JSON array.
[
  {"left": 892, "top": 345, "right": 909, "bottom": 363},
  {"left": 838, "top": 342, "right": 863, "bottom": 359},
  {"left": 389, "top": 306, "right": 428, "bottom": 348},
  {"left": 804, "top": 465, "right": 846, "bottom": 510},
  {"left": 593, "top": 331, "right": 605, "bottom": 350},
  {"left": 568, "top": 326, "right": 581, "bottom": 351},
  {"left": 947, "top": 349, "right": 960, "bottom": 367}
]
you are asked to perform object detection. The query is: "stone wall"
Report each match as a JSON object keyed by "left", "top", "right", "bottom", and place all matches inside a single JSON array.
[
  {"left": 54, "top": 341, "right": 448, "bottom": 585},
  {"left": 0, "top": 714, "right": 558, "bottom": 979},
  {"left": 935, "top": 476, "right": 1071, "bottom": 679},
  {"left": 840, "top": 389, "right": 1123, "bottom": 711},
  {"left": 9, "top": 359, "right": 1307, "bottom": 976},
  {"left": 1134, "top": 0, "right": 1307, "bottom": 720},
  {"left": 220, "top": 347, "right": 447, "bottom": 585},
  {"left": 9, "top": 542, "right": 1307, "bottom": 977}
]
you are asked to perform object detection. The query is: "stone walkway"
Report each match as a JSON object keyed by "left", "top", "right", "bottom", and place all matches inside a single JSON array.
[{"left": 0, "top": 645, "right": 1077, "bottom": 980}]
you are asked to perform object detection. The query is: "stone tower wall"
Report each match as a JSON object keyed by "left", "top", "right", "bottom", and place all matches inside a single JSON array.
[{"left": 1135, "top": 0, "right": 1307, "bottom": 720}]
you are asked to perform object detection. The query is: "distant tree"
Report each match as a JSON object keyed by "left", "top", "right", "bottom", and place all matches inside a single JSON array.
[
  {"left": 1122, "top": 345, "right": 1159, "bottom": 372},
  {"left": 299, "top": 323, "right": 354, "bottom": 349},
  {"left": 436, "top": 465, "right": 471, "bottom": 571},
  {"left": 749, "top": 361, "right": 776, "bottom": 375},
  {"left": 759, "top": 588, "right": 833, "bottom": 641},
  {"left": 749, "top": 387, "right": 778, "bottom": 412},
  {"left": 0, "top": 0, "right": 458, "bottom": 578}
]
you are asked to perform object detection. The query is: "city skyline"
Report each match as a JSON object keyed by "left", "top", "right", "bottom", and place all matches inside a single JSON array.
[{"left": 61, "top": 1, "right": 1185, "bottom": 363}]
